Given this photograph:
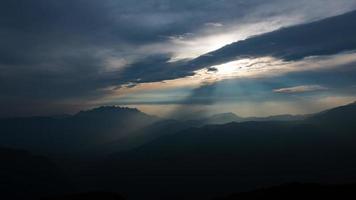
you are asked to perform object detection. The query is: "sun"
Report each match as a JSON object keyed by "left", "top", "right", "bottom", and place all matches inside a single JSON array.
[{"left": 194, "top": 57, "right": 281, "bottom": 81}]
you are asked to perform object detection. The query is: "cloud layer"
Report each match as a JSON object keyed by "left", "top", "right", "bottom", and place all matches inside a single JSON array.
[
  {"left": 273, "top": 85, "right": 328, "bottom": 94},
  {"left": 1, "top": 0, "right": 356, "bottom": 117}
]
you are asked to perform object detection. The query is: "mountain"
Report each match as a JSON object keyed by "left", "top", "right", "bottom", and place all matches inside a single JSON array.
[
  {"left": 0, "top": 106, "right": 159, "bottom": 156},
  {"left": 199, "top": 113, "right": 244, "bottom": 125},
  {"left": 310, "top": 101, "right": 356, "bottom": 124},
  {"left": 245, "top": 114, "right": 308, "bottom": 122},
  {"left": 99, "top": 102, "right": 356, "bottom": 199},
  {"left": 189, "top": 113, "right": 307, "bottom": 127},
  {"left": 1, "top": 102, "right": 356, "bottom": 199}
]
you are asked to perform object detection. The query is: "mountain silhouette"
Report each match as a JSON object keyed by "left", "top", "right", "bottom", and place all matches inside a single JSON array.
[
  {"left": 1, "top": 102, "right": 356, "bottom": 200},
  {"left": 0, "top": 106, "right": 158, "bottom": 156},
  {"left": 309, "top": 101, "right": 356, "bottom": 124},
  {"left": 204, "top": 113, "right": 244, "bottom": 124},
  {"left": 192, "top": 113, "right": 307, "bottom": 126}
]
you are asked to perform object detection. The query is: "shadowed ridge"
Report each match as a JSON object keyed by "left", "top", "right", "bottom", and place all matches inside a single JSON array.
[
  {"left": 214, "top": 182, "right": 356, "bottom": 200},
  {"left": 42, "top": 192, "right": 125, "bottom": 200},
  {"left": 308, "top": 101, "right": 356, "bottom": 125},
  {"left": 0, "top": 147, "right": 69, "bottom": 200}
]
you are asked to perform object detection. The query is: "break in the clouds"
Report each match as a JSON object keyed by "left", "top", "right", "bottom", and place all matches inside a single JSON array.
[{"left": 1, "top": 0, "right": 356, "bottom": 117}]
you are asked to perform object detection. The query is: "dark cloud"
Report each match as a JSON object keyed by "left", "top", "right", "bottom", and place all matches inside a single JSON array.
[
  {"left": 118, "top": 54, "right": 193, "bottom": 83},
  {"left": 207, "top": 67, "right": 218, "bottom": 72},
  {"left": 1, "top": 0, "right": 285, "bottom": 100}
]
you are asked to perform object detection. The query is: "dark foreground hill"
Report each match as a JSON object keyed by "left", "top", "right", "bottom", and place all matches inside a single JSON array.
[
  {"left": 0, "top": 147, "right": 69, "bottom": 200},
  {"left": 215, "top": 183, "right": 356, "bottom": 200},
  {"left": 42, "top": 192, "right": 125, "bottom": 200}
]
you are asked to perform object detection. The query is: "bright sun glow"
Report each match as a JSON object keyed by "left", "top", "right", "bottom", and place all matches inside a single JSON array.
[
  {"left": 194, "top": 57, "right": 285, "bottom": 81},
  {"left": 107, "top": 52, "right": 356, "bottom": 103}
]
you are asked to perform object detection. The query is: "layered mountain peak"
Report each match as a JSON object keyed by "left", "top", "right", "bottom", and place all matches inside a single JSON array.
[
  {"left": 206, "top": 112, "right": 243, "bottom": 123},
  {"left": 75, "top": 106, "right": 144, "bottom": 118},
  {"left": 210, "top": 112, "right": 240, "bottom": 119}
]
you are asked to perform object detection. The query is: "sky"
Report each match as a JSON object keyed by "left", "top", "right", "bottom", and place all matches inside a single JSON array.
[{"left": 1, "top": 0, "right": 356, "bottom": 118}]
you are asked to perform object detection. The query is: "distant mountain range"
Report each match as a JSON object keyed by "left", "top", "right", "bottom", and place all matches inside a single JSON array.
[
  {"left": 1, "top": 102, "right": 356, "bottom": 199},
  {"left": 0, "top": 102, "right": 354, "bottom": 157},
  {"left": 190, "top": 112, "right": 307, "bottom": 126},
  {"left": 0, "top": 106, "right": 158, "bottom": 156},
  {"left": 0, "top": 104, "right": 308, "bottom": 156}
]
